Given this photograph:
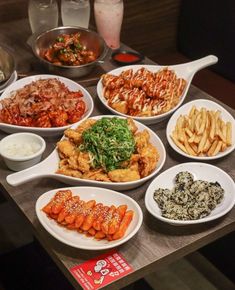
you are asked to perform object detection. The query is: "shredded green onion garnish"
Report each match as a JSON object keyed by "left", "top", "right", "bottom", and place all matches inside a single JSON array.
[{"left": 79, "top": 117, "right": 135, "bottom": 171}]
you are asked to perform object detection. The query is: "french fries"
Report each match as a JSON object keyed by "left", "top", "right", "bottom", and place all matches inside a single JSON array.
[
  {"left": 171, "top": 106, "right": 233, "bottom": 157},
  {"left": 42, "top": 190, "right": 134, "bottom": 241}
]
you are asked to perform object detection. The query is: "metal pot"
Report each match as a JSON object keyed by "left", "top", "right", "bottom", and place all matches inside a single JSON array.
[
  {"left": 31, "top": 26, "right": 108, "bottom": 78},
  {"left": 0, "top": 46, "right": 15, "bottom": 85}
]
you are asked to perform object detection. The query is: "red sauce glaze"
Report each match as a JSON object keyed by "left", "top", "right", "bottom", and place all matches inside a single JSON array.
[{"left": 113, "top": 52, "right": 140, "bottom": 63}]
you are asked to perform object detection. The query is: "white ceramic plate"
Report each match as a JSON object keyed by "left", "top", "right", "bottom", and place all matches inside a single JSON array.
[
  {"left": 0, "top": 70, "right": 17, "bottom": 93},
  {"left": 145, "top": 162, "right": 235, "bottom": 226},
  {"left": 97, "top": 55, "right": 218, "bottom": 125},
  {"left": 166, "top": 99, "right": 235, "bottom": 160},
  {"left": 0, "top": 74, "right": 94, "bottom": 136},
  {"left": 6, "top": 115, "right": 166, "bottom": 190},
  {"left": 36, "top": 186, "right": 143, "bottom": 250}
]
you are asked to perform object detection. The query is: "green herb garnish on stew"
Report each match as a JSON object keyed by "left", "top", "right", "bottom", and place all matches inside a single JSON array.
[
  {"left": 79, "top": 118, "right": 135, "bottom": 171},
  {"left": 56, "top": 37, "right": 64, "bottom": 42}
]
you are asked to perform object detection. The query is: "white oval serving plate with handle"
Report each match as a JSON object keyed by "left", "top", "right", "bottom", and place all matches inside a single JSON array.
[
  {"left": 6, "top": 115, "right": 166, "bottom": 191},
  {"left": 97, "top": 55, "right": 218, "bottom": 125}
]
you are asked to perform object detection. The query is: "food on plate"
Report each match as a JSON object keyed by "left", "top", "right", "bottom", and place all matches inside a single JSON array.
[
  {"left": 56, "top": 117, "right": 159, "bottom": 182},
  {"left": 42, "top": 189, "right": 134, "bottom": 241},
  {"left": 2, "top": 140, "right": 41, "bottom": 158},
  {"left": 0, "top": 78, "right": 86, "bottom": 127},
  {"left": 153, "top": 171, "right": 224, "bottom": 220},
  {"left": 171, "top": 106, "right": 233, "bottom": 157},
  {"left": 43, "top": 32, "right": 97, "bottom": 66},
  {"left": 101, "top": 67, "right": 187, "bottom": 117}
]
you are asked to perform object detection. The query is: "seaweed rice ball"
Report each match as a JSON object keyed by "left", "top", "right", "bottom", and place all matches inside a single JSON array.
[{"left": 175, "top": 171, "right": 194, "bottom": 187}]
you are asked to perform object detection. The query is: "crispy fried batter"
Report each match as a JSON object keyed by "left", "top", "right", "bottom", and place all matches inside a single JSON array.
[
  {"left": 57, "top": 140, "right": 76, "bottom": 158},
  {"left": 75, "top": 119, "right": 97, "bottom": 133},
  {"left": 57, "top": 167, "right": 82, "bottom": 178},
  {"left": 108, "top": 168, "right": 140, "bottom": 182},
  {"left": 56, "top": 118, "right": 159, "bottom": 182},
  {"left": 134, "top": 129, "right": 150, "bottom": 151},
  {"left": 138, "top": 143, "right": 159, "bottom": 177},
  {"left": 77, "top": 152, "right": 90, "bottom": 173},
  {"left": 64, "top": 129, "right": 82, "bottom": 144},
  {"left": 127, "top": 118, "right": 138, "bottom": 134},
  {"left": 82, "top": 169, "right": 111, "bottom": 182}
]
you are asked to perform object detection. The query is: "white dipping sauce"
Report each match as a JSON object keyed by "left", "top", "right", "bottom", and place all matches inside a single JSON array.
[{"left": 4, "top": 141, "right": 41, "bottom": 158}]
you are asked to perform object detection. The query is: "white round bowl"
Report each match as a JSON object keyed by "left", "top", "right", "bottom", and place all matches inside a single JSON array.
[
  {"left": 0, "top": 132, "right": 46, "bottom": 171},
  {"left": 36, "top": 186, "right": 143, "bottom": 250},
  {"left": 166, "top": 99, "right": 235, "bottom": 160},
  {"left": 6, "top": 115, "right": 166, "bottom": 190},
  {"left": 0, "top": 74, "right": 94, "bottom": 137},
  {"left": 145, "top": 162, "right": 235, "bottom": 226}
]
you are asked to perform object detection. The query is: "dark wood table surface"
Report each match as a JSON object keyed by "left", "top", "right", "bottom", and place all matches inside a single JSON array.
[{"left": 0, "top": 19, "right": 235, "bottom": 290}]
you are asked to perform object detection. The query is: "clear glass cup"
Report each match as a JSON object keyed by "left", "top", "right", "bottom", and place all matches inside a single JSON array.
[
  {"left": 94, "top": 0, "right": 124, "bottom": 49},
  {"left": 61, "top": 0, "right": 91, "bottom": 29},
  {"left": 28, "top": 0, "right": 59, "bottom": 34}
]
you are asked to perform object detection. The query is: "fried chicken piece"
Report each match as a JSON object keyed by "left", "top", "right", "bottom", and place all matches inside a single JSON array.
[
  {"left": 67, "top": 152, "right": 80, "bottom": 169},
  {"left": 57, "top": 140, "right": 76, "bottom": 158},
  {"left": 75, "top": 119, "right": 96, "bottom": 133},
  {"left": 77, "top": 152, "right": 90, "bottom": 173},
  {"left": 82, "top": 169, "right": 110, "bottom": 182},
  {"left": 127, "top": 118, "right": 138, "bottom": 134},
  {"left": 108, "top": 168, "right": 140, "bottom": 182},
  {"left": 138, "top": 143, "right": 159, "bottom": 177},
  {"left": 57, "top": 167, "right": 82, "bottom": 178},
  {"left": 64, "top": 129, "right": 82, "bottom": 144},
  {"left": 112, "top": 101, "right": 128, "bottom": 114},
  {"left": 134, "top": 129, "right": 150, "bottom": 151},
  {"left": 121, "top": 154, "right": 140, "bottom": 168}
]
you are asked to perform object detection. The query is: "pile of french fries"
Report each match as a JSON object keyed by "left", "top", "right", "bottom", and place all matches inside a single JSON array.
[{"left": 171, "top": 106, "right": 232, "bottom": 157}]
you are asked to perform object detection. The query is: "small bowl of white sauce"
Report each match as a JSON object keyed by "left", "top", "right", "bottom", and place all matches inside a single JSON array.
[{"left": 0, "top": 132, "right": 46, "bottom": 171}]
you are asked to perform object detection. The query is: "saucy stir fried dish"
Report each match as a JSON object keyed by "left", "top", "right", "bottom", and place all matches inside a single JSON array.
[
  {"left": 0, "top": 78, "right": 86, "bottom": 127},
  {"left": 42, "top": 189, "right": 134, "bottom": 241},
  {"left": 43, "top": 32, "right": 97, "bottom": 66},
  {"left": 101, "top": 67, "right": 187, "bottom": 117},
  {"left": 56, "top": 117, "right": 159, "bottom": 182},
  {"left": 153, "top": 171, "right": 224, "bottom": 220}
]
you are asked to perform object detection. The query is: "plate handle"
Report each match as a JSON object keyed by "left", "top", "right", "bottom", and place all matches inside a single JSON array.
[
  {"left": 6, "top": 158, "right": 52, "bottom": 186},
  {"left": 186, "top": 55, "right": 218, "bottom": 73}
]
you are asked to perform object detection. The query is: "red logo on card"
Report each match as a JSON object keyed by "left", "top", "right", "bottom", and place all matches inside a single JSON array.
[{"left": 70, "top": 250, "right": 133, "bottom": 289}]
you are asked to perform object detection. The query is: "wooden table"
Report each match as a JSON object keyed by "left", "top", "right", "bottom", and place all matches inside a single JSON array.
[{"left": 0, "top": 19, "right": 235, "bottom": 290}]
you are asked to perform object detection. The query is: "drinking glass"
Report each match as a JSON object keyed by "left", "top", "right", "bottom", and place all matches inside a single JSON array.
[
  {"left": 28, "top": 0, "right": 59, "bottom": 34},
  {"left": 61, "top": 0, "right": 91, "bottom": 29},
  {"left": 94, "top": 0, "right": 124, "bottom": 49}
]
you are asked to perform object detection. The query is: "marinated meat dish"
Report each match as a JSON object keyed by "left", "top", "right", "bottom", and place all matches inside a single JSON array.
[
  {"left": 101, "top": 67, "right": 186, "bottom": 117},
  {"left": 43, "top": 32, "right": 97, "bottom": 66},
  {"left": 0, "top": 78, "right": 86, "bottom": 127}
]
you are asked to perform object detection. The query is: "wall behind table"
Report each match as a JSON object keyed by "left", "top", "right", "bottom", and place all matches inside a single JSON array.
[{"left": 0, "top": 0, "right": 181, "bottom": 61}]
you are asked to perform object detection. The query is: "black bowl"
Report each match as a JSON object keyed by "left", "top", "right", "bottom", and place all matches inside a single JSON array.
[{"left": 111, "top": 50, "right": 144, "bottom": 66}]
